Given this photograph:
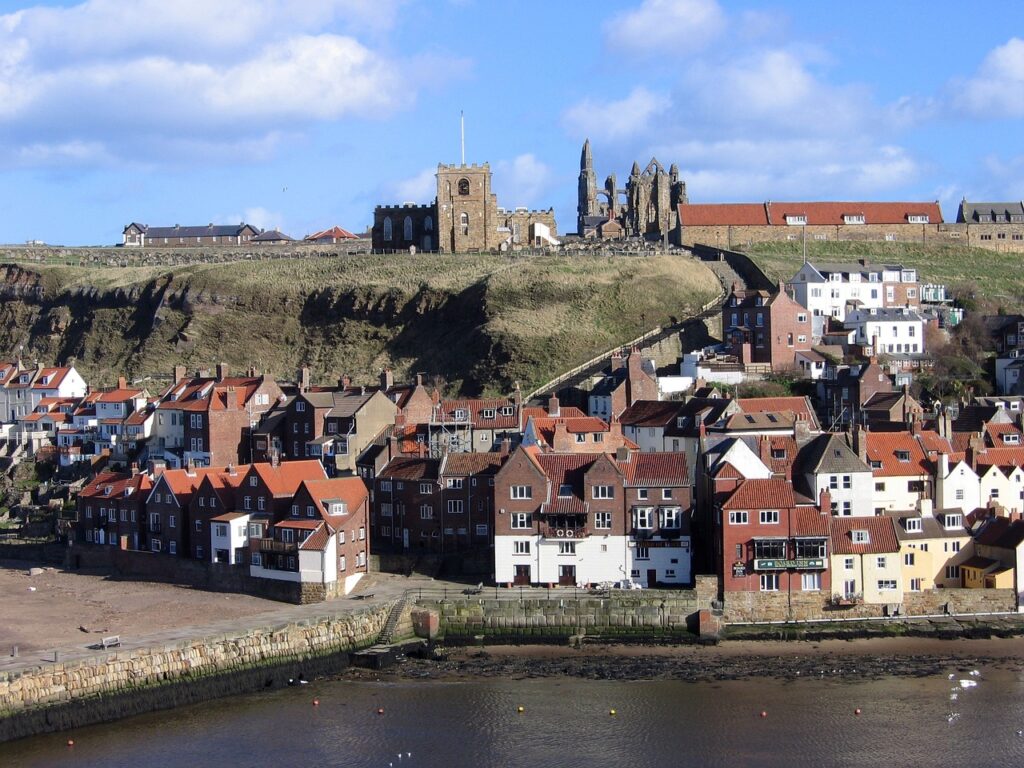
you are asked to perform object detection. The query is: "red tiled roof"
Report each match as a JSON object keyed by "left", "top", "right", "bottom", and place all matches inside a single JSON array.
[
  {"left": 81, "top": 471, "right": 152, "bottom": 499},
  {"left": 679, "top": 201, "right": 943, "bottom": 227},
  {"left": 305, "top": 226, "right": 359, "bottom": 241},
  {"left": 441, "top": 453, "right": 508, "bottom": 476},
  {"left": 721, "top": 478, "right": 795, "bottom": 510},
  {"left": 974, "top": 447, "right": 1024, "bottom": 472},
  {"left": 276, "top": 519, "right": 322, "bottom": 529},
  {"left": 678, "top": 203, "right": 769, "bottom": 226},
  {"left": 617, "top": 452, "right": 689, "bottom": 486},
  {"left": 380, "top": 456, "right": 439, "bottom": 481},
  {"left": 299, "top": 523, "right": 332, "bottom": 550},
  {"left": 31, "top": 367, "right": 72, "bottom": 390},
  {"left": 158, "top": 376, "right": 266, "bottom": 412},
  {"left": 737, "top": 397, "right": 818, "bottom": 427},
  {"left": 522, "top": 406, "right": 588, "bottom": 421},
  {"left": 95, "top": 388, "right": 144, "bottom": 403},
  {"left": 792, "top": 508, "right": 830, "bottom": 537},
  {"left": 436, "top": 398, "right": 519, "bottom": 430},
  {"left": 829, "top": 516, "right": 900, "bottom": 555},
  {"left": 253, "top": 460, "right": 326, "bottom": 497},
  {"left": 155, "top": 467, "right": 223, "bottom": 502},
  {"left": 301, "top": 477, "right": 368, "bottom": 524},
  {"left": 866, "top": 431, "right": 930, "bottom": 476},
  {"left": 713, "top": 461, "right": 744, "bottom": 480}
]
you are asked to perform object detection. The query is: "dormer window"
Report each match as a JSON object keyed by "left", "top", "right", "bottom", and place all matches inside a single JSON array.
[
  {"left": 869, "top": 460, "right": 882, "bottom": 470},
  {"left": 771, "top": 448, "right": 786, "bottom": 460},
  {"left": 1004, "top": 434, "right": 1020, "bottom": 445},
  {"left": 501, "top": 406, "right": 514, "bottom": 417},
  {"left": 895, "top": 450, "right": 910, "bottom": 462},
  {"left": 907, "top": 215, "right": 929, "bottom": 224},
  {"left": 453, "top": 408, "right": 468, "bottom": 421},
  {"left": 330, "top": 503, "right": 345, "bottom": 515},
  {"left": 482, "top": 409, "right": 496, "bottom": 420},
  {"left": 843, "top": 214, "right": 865, "bottom": 225},
  {"left": 852, "top": 530, "right": 869, "bottom": 544},
  {"left": 944, "top": 513, "right": 963, "bottom": 529},
  {"left": 785, "top": 215, "right": 807, "bottom": 226},
  {"left": 904, "top": 517, "right": 922, "bottom": 532},
  {"left": 558, "top": 484, "right": 573, "bottom": 497}
]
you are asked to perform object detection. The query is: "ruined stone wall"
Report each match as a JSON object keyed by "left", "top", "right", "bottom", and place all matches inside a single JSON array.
[{"left": 0, "top": 602, "right": 392, "bottom": 741}]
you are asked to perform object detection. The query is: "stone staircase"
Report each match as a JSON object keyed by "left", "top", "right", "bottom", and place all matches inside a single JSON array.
[{"left": 376, "top": 594, "right": 412, "bottom": 646}]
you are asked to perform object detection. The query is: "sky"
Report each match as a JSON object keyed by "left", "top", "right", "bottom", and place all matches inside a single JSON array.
[{"left": 0, "top": 0, "right": 1022, "bottom": 245}]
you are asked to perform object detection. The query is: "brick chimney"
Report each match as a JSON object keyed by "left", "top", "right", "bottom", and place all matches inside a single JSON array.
[
  {"left": 297, "top": 367, "right": 310, "bottom": 393},
  {"left": 117, "top": 376, "right": 127, "bottom": 390},
  {"left": 431, "top": 388, "right": 441, "bottom": 406},
  {"left": 340, "top": 375, "right": 351, "bottom": 389},
  {"left": 758, "top": 434, "right": 772, "bottom": 465},
  {"left": 271, "top": 450, "right": 280, "bottom": 468},
  {"left": 853, "top": 425, "right": 867, "bottom": 464},
  {"left": 610, "top": 351, "right": 626, "bottom": 372},
  {"left": 553, "top": 421, "right": 571, "bottom": 452},
  {"left": 499, "top": 438, "right": 511, "bottom": 457},
  {"left": 819, "top": 488, "right": 832, "bottom": 515},
  {"left": 216, "top": 362, "right": 228, "bottom": 381},
  {"left": 415, "top": 373, "right": 424, "bottom": 386},
  {"left": 173, "top": 365, "right": 187, "bottom": 383},
  {"left": 379, "top": 368, "right": 394, "bottom": 391},
  {"left": 547, "top": 395, "right": 560, "bottom": 417}
]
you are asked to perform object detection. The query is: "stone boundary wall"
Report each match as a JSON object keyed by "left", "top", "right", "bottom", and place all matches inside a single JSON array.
[
  {"left": 424, "top": 579, "right": 718, "bottom": 643},
  {"left": 722, "top": 587, "right": 1016, "bottom": 624},
  {"left": 0, "top": 602, "right": 393, "bottom": 742},
  {"left": 68, "top": 544, "right": 319, "bottom": 604},
  {"left": 691, "top": 244, "right": 776, "bottom": 293}
]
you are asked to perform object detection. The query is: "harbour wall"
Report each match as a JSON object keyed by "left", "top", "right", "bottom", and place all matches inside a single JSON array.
[{"left": 0, "top": 601, "right": 395, "bottom": 743}]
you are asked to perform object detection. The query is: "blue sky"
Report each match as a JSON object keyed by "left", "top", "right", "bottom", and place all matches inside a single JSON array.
[{"left": 0, "top": 0, "right": 1022, "bottom": 245}]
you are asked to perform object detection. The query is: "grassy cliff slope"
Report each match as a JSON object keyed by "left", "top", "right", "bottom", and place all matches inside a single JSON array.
[
  {"left": 0, "top": 252, "right": 721, "bottom": 396},
  {"left": 742, "top": 240, "right": 1024, "bottom": 307}
]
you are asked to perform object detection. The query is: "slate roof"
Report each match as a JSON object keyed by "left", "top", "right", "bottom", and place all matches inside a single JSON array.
[
  {"left": 252, "top": 229, "right": 293, "bottom": 242},
  {"left": 974, "top": 516, "right": 1024, "bottom": 549},
  {"left": 125, "top": 223, "right": 257, "bottom": 238},
  {"left": 884, "top": 510, "right": 968, "bottom": 541},
  {"left": 380, "top": 456, "right": 440, "bottom": 481},
  {"left": 956, "top": 200, "right": 1024, "bottom": 224},
  {"left": 798, "top": 433, "right": 871, "bottom": 475},
  {"left": 618, "top": 400, "right": 681, "bottom": 428}
]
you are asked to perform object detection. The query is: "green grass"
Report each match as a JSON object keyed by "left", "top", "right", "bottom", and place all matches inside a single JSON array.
[
  {"left": 0, "top": 252, "right": 721, "bottom": 396},
  {"left": 742, "top": 240, "right": 1024, "bottom": 307}
]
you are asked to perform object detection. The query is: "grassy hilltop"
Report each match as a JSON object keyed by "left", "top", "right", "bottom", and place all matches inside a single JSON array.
[
  {"left": 0, "top": 252, "right": 721, "bottom": 396},
  {"left": 742, "top": 240, "right": 1024, "bottom": 308}
]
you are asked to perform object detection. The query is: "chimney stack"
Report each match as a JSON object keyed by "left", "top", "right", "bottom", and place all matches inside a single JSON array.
[
  {"left": 117, "top": 376, "right": 127, "bottom": 390},
  {"left": 547, "top": 395, "right": 560, "bottom": 417},
  {"left": 341, "top": 375, "right": 351, "bottom": 389},
  {"left": 299, "top": 367, "right": 310, "bottom": 393},
  {"left": 216, "top": 362, "right": 228, "bottom": 382},
  {"left": 173, "top": 365, "right": 187, "bottom": 383},
  {"left": 379, "top": 368, "right": 394, "bottom": 391}
]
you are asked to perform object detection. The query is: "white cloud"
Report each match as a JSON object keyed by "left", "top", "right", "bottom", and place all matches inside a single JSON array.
[
  {"left": 242, "top": 207, "right": 284, "bottom": 232},
  {"left": 388, "top": 167, "right": 437, "bottom": 203},
  {"left": 562, "top": 87, "right": 669, "bottom": 143},
  {"left": 605, "top": 0, "right": 725, "bottom": 57},
  {"left": 954, "top": 37, "right": 1024, "bottom": 118},
  {"left": 493, "top": 154, "right": 553, "bottom": 208},
  {"left": 0, "top": 0, "right": 420, "bottom": 168}
]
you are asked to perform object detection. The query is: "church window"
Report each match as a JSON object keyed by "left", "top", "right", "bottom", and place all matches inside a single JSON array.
[
  {"left": 383, "top": 217, "right": 392, "bottom": 241},
  {"left": 404, "top": 216, "right": 413, "bottom": 241},
  {"left": 460, "top": 212, "right": 469, "bottom": 236},
  {"left": 424, "top": 216, "right": 433, "bottom": 232},
  {"left": 458, "top": 178, "right": 470, "bottom": 196}
]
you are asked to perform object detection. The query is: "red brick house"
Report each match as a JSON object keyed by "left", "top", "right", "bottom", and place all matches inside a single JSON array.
[
  {"left": 715, "top": 478, "right": 831, "bottom": 597},
  {"left": 75, "top": 471, "right": 152, "bottom": 551},
  {"left": 721, "top": 283, "right": 813, "bottom": 371},
  {"left": 371, "top": 457, "right": 440, "bottom": 552}
]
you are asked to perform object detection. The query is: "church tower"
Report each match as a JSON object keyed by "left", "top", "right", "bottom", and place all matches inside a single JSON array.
[{"left": 577, "top": 139, "right": 599, "bottom": 235}]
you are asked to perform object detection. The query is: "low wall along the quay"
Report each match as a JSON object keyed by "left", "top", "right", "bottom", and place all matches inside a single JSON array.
[{"left": 0, "top": 602, "right": 394, "bottom": 743}]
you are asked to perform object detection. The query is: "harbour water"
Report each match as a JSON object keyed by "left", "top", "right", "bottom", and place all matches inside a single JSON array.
[{"left": 6, "top": 666, "right": 1024, "bottom": 767}]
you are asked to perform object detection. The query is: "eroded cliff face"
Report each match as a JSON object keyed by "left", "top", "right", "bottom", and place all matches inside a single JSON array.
[
  {"left": 0, "top": 254, "right": 721, "bottom": 396},
  {"left": 0, "top": 265, "right": 507, "bottom": 394}
]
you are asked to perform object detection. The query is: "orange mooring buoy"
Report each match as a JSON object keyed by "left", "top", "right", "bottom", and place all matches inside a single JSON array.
[{"left": 760, "top": 711, "right": 768, "bottom": 718}]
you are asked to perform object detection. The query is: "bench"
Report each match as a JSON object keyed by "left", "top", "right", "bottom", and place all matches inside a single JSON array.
[
  {"left": 351, "top": 593, "right": 375, "bottom": 601},
  {"left": 100, "top": 635, "right": 120, "bottom": 649}
]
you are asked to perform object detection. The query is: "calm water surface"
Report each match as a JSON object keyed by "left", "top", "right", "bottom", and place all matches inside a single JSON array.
[{"left": 7, "top": 667, "right": 1024, "bottom": 767}]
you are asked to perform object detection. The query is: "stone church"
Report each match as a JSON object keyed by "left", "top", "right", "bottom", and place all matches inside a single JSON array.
[
  {"left": 372, "top": 163, "right": 557, "bottom": 253},
  {"left": 577, "top": 139, "right": 688, "bottom": 240}
]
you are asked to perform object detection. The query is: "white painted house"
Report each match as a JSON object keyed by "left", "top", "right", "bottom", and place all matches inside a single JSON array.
[
  {"left": 845, "top": 307, "right": 926, "bottom": 356},
  {"left": 788, "top": 261, "right": 920, "bottom": 333}
]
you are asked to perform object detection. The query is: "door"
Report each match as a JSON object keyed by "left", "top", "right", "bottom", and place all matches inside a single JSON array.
[
  {"left": 513, "top": 564, "right": 531, "bottom": 586},
  {"left": 647, "top": 568, "right": 658, "bottom": 588},
  {"left": 403, "top": 528, "right": 410, "bottom": 550},
  {"left": 558, "top": 565, "right": 576, "bottom": 586}
]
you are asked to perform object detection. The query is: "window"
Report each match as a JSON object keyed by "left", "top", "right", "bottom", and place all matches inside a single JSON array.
[
  {"left": 513, "top": 540, "right": 530, "bottom": 555},
  {"left": 801, "top": 573, "right": 821, "bottom": 591},
  {"left": 760, "top": 573, "right": 779, "bottom": 591},
  {"left": 636, "top": 546, "right": 650, "bottom": 560},
  {"left": 446, "top": 500, "right": 463, "bottom": 514},
  {"left": 659, "top": 507, "right": 681, "bottom": 529},
  {"left": 637, "top": 488, "right": 648, "bottom": 500},
  {"left": 728, "top": 510, "right": 748, "bottom": 525},
  {"left": 558, "top": 484, "right": 573, "bottom": 497},
  {"left": 511, "top": 512, "right": 532, "bottom": 529},
  {"left": 383, "top": 217, "right": 392, "bottom": 241},
  {"left": 380, "top": 502, "right": 392, "bottom": 518},
  {"left": 904, "top": 552, "right": 915, "bottom": 566},
  {"left": 403, "top": 216, "right": 413, "bottom": 241},
  {"left": 194, "top": 520, "right": 202, "bottom": 532},
  {"left": 558, "top": 541, "right": 576, "bottom": 556},
  {"left": 874, "top": 481, "right": 884, "bottom": 491},
  {"left": 593, "top": 485, "right": 614, "bottom": 500},
  {"left": 842, "top": 475, "right": 852, "bottom": 489},
  {"left": 594, "top": 511, "right": 612, "bottom": 529},
  {"left": 633, "top": 507, "right": 653, "bottom": 529},
  {"left": 876, "top": 556, "right": 887, "bottom": 569},
  {"left": 760, "top": 510, "right": 780, "bottom": 525},
  {"left": 852, "top": 530, "right": 869, "bottom": 544},
  {"left": 795, "top": 539, "right": 826, "bottom": 558},
  {"left": 511, "top": 485, "right": 532, "bottom": 499},
  {"left": 877, "top": 579, "right": 897, "bottom": 591},
  {"left": 457, "top": 178, "right": 470, "bottom": 195},
  {"left": 419, "top": 482, "right": 433, "bottom": 495},
  {"left": 895, "top": 450, "right": 910, "bottom": 462},
  {"left": 662, "top": 488, "right": 672, "bottom": 501},
  {"left": 460, "top": 212, "right": 469, "bottom": 236},
  {"left": 844, "top": 557, "right": 855, "bottom": 570},
  {"left": 168, "top": 541, "right": 177, "bottom": 555},
  {"left": 944, "top": 513, "right": 963, "bottom": 529},
  {"left": 946, "top": 565, "right": 961, "bottom": 580},
  {"left": 904, "top": 517, "right": 922, "bottom": 532},
  {"left": 830, "top": 475, "right": 838, "bottom": 490},
  {"left": 169, "top": 515, "right": 176, "bottom": 529},
  {"left": 955, "top": 489, "right": 965, "bottom": 501}
]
